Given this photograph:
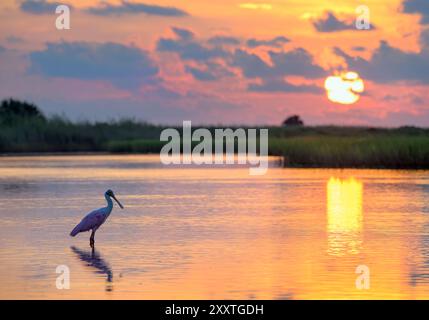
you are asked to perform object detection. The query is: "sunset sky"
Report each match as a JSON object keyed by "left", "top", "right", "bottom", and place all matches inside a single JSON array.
[{"left": 1, "top": 0, "right": 429, "bottom": 126}]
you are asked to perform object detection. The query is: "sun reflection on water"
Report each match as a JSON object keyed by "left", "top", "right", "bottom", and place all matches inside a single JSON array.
[{"left": 327, "top": 177, "right": 363, "bottom": 256}]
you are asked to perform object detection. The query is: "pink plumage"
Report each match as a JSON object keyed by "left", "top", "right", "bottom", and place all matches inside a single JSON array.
[
  {"left": 70, "top": 208, "right": 106, "bottom": 236},
  {"left": 69, "top": 189, "right": 124, "bottom": 246}
]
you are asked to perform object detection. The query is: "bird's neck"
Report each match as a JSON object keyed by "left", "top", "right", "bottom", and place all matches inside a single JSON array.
[{"left": 105, "top": 194, "right": 113, "bottom": 212}]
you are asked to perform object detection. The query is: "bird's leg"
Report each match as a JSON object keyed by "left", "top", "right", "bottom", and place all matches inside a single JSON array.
[{"left": 90, "top": 230, "right": 95, "bottom": 248}]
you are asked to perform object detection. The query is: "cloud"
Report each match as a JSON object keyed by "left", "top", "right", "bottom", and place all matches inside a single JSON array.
[
  {"left": 157, "top": 39, "right": 227, "bottom": 61},
  {"left": 233, "top": 47, "right": 326, "bottom": 79},
  {"left": 20, "top": 0, "right": 72, "bottom": 14},
  {"left": 248, "top": 79, "right": 322, "bottom": 93},
  {"left": 334, "top": 40, "right": 429, "bottom": 83},
  {"left": 381, "top": 93, "right": 425, "bottom": 106},
  {"left": 246, "top": 36, "right": 290, "bottom": 48},
  {"left": 86, "top": 1, "right": 188, "bottom": 17},
  {"left": 157, "top": 28, "right": 228, "bottom": 61},
  {"left": 158, "top": 28, "right": 323, "bottom": 80},
  {"left": 420, "top": 28, "right": 429, "bottom": 46},
  {"left": 5, "top": 36, "right": 25, "bottom": 44},
  {"left": 185, "top": 66, "right": 217, "bottom": 81},
  {"left": 207, "top": 36, "right": 241, "bottom": 46},
  {"left": 402, "top": 0, "right": 429, "bottom": 24},
  {"left": 29, "top": 41, "right": 159, "bottom": 89},
  {"left": 156, "top": 28, "right": 324, "bottom": 91},
  {"left": 232, "top": 49, "right": 272, "bottom": 78},
  {"left": 157, "top": 28, "right": 235, "bottom": 80},
  {"left": 351, "top": 46, "right": 366, "bottom": 52},
  {"left": 171, "top": 27, "right": 194, "bottom": 40},
  {"left": 312, "top": 12, "right": 355, "bottom": 32},
  {"left": 382, "top": 94, "right": 399, "bottom": 102},
  {"left": 185, "top": 62, "right": 233, "bottom": 81},
  {"left": 312, "top": 11, "right": 374, "bottom": 32},
  {"left": 409, "top": 94, "right": 425, "bottom": 105},
  {"left": 268, "top": 49, "right": 326, "bottom": 78},
  {"left": 232, "top": 47, "right": 325, "bottom": 93}
]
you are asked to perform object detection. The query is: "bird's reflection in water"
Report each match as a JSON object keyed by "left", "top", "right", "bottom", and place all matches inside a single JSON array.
[{"left": 70, "top": 246, "right": 113, "bottom": 292}]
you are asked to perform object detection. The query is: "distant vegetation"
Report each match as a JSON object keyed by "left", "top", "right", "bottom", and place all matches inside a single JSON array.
[
  {"left": 0, "top": 98, "right": 163, "bottom": 153},
  {"left": 282, "top": 115, "right": 304, "bottom": 127},
  {"left": 1, "top": 98, "right": 429, "bottom": 169},
  {"left": 269, "top": 126, "right": 429, "bottom": 169},
  {"left": 0, "top": 99, "right": 45, "bottom": 122}
]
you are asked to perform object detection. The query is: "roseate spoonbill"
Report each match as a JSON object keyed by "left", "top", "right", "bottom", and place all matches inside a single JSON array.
[{"left": 70, "top": 189, "right": 124, "bottom": 247}]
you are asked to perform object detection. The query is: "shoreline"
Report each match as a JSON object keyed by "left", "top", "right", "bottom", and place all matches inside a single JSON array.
[
  {"left": 0, "top": 151, "right": 428, "bottom": 170},
  {"left": 2, "top": 123, "right": 429, "bottom": 169},
  {"left": 0, "top": 151, "right": 112, "bottom": 157}
]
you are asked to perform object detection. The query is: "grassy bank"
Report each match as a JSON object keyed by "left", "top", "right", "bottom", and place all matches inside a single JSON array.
[
  {"left": 1, "top": 115, "right": 429, "bottom": 169},
  {"left": 0, "top": 117, "right": 163, "bottom": 153},
  {"left": 270, "top": 135, "right": 429, "bottom": 169},
  {"left": 268, "top": 126, "right": 429, "bottom": 169}
]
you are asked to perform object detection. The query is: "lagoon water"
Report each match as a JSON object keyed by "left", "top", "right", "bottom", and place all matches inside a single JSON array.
[{"left": 0, "top": 155, "right": 429, "bottom": 299}]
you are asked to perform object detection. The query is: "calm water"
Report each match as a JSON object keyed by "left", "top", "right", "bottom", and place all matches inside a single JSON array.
[{"left": 0, "top": 155, "right": 429, "bottom": 299}]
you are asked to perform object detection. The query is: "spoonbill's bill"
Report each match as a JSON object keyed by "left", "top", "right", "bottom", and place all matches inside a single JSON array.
[{"left": 70, "top": 189, "right": 124, "bottom": 247}]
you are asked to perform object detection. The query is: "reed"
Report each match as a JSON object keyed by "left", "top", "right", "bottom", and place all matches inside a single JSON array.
[{"left": 1, "top": 114, "right": 429, "bottom": 169}]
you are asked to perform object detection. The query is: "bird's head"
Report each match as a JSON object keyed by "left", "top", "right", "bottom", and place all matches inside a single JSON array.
[{"left": 105, "top": 189, "right": 124, "bottom": 209}]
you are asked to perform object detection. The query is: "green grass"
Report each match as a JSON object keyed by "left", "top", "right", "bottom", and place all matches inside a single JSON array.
[
  {"left": 1, "top": 116, "right": 429, "bottom": 169},
  {"left": 105, "top": 139, "right": 166, "bottom": 153},
  {"left": 0, "top": 116, "right": 164, "bottom": 153},
  {"left": 269, "top": 135, "right": 429, "bottom": 168}
]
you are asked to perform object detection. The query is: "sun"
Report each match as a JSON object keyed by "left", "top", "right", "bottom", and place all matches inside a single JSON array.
[{"left": 324, "top": 72, "right": 364, "bottom": 104}]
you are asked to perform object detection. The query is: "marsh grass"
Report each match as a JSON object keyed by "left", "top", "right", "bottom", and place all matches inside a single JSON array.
[
  {"left": 270, "top": 135, "right": 429, "bottom": 168},
  {"left": 269, "top": 126, "right": 429, "bottom": 168},
  {"left": 1, "top": 117, "right": 428, "bottom": 169},
  {"left": 0, "top": 117, "right": 163, "bottom": 153}
]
